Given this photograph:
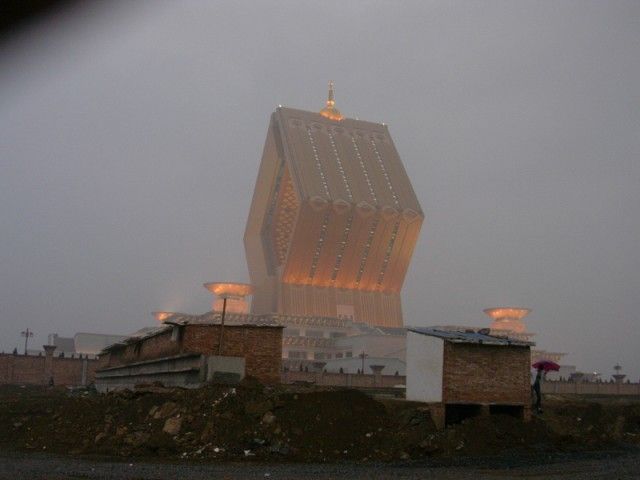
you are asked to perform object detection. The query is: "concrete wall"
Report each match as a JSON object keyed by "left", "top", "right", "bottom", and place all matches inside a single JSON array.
[
  {"left": 96, "top": 354, "right": 203, "bottom": 392},
  {"left": 443, "top": 342, "right": 531, "bottom": 405},
  {"left": 406, "top": 332, "right": 444, "bottom": 403},
  {"left": 0, "top": 350, "right": 97, "bottom": 386},
  {"left": 542, "top": 380, "right": 640, "bottom": 396},
  {"left": 322, "top": 357, "right": 406, "bottom": 375},
  {"left": 96, "top": 354, "right": 248, "bottom": 392},
  {"left": 281, "top": 370, "right": 405, "bottom": 389},
  {"left": 206, "top": 356, "right": 245, "bottom": 382}
]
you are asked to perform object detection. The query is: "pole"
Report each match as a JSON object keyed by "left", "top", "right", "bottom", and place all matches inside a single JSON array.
[
  {"left": 360, "top": 351, "right": 367, "bottom": 375},
  {"left": 217, "top": 297, "right": 227, "bottom": 356},
  {"left": 21, "top": 328, "right": 33, "bottom": 355}
]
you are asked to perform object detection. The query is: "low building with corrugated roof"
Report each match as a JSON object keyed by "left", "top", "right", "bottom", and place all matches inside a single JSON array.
[{"left": 406, "top": 327, "right": 534, "bottom": 429}]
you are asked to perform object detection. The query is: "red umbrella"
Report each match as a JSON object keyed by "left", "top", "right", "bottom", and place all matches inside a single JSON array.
[{"left": 532, "top": 360, "right": 560, "bottom": 372}]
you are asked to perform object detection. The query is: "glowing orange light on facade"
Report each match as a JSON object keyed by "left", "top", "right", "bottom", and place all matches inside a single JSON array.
[
  {"left": 152, "top": 311, "right": 175, "bottom": 323},
  {"left": 203, "top": 282, "right": 254, "bottom": 297},
  {"left": 203, "top": 282, "right": 254, "bottom": 314},
  {"left": 483, "top": 307, "right": 531, "bottom": 334},
  {"left": 483, "top": 308, "right": 531, "bottom": 321}
]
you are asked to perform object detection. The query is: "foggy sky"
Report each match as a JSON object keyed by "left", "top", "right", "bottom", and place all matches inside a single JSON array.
[{"left": 1, "top": 1, "right": 638, "bottom": 378}]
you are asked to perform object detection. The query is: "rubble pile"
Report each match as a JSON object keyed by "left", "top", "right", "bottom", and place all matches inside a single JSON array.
[{"left": 0, "top": 383, "right": 638, "bottom": 462}]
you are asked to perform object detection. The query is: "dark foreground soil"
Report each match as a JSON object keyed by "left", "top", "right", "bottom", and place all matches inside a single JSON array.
[
  {"left": 0, "top": 382, "right": 639, "bottom": 464},
  {"left": 0, "top": 449, "right": 639, "bottom": 480}
]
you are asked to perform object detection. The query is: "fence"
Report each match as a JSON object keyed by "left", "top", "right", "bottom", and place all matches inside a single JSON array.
[
  {"left": 281, "top": 370, "right": 405, "bottom": 389},
  {"left": 542, "top": 380, "right": 640, "bottom": 396}
]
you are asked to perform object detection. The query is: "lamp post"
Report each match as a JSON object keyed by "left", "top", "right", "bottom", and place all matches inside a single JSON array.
[
  {"left": 202, "top": 282, "right": 254, "bottom": 357},
  {"left": 218, "top": 297, "right": 227, "bottom": 356},
  {"left": 359, "top": 351, "right": 368, "bottom": 375},
  {"left": 21, "top": 328, "right": 33, "bottom": 355},
  {"left": 612, "top": 363, "right": 626, "bottom": 384}
]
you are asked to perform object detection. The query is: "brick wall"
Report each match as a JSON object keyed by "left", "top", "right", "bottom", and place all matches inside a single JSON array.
[
  {"left": 183, "top": 325, "right": 283, "bottom": 384},
  {"left": 101, "top": 324, "right": 283, "bottom": 384},
  {"left": 442, "top": 342, "right": 530, "bottom": 405},
  {"left": 0, "top": 352, "right": 98, "bottom": 386}
]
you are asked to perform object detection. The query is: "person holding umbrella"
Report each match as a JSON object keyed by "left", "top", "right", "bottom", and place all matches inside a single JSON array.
[{"left": 531, "top": 360, "right": 560, "bottom": 413}]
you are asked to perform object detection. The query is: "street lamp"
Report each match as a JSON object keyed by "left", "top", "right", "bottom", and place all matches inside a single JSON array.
[
  {"left": 359, "top": 351, "right": 368, "bottom": 374},
  {"left": 21, "top": 328, "right": 34, "bottom": 355}
]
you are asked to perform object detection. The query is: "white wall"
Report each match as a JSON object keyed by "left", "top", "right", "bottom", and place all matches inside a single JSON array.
[{"left": 406, "top": 332, "right": 443, "bottom": 403}]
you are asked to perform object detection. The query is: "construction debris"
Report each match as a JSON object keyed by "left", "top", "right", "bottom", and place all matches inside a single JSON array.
[{"left": 0, "top": 384, "right": 638, "bottom": 462}]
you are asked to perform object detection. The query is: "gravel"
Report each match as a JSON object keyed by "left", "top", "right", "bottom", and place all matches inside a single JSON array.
[{"left": 0, "top": 449, "right": 638, "bottom": 480}]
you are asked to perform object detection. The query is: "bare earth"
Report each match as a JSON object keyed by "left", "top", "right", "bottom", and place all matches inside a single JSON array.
[
  {"left": 2, "top": 385, "right": 640, "bottom": 478},
  {"left": 0, "top": 450, "right": 639, "bottom": 480}
]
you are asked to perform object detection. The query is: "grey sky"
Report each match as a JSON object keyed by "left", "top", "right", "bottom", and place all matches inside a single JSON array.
[{"left": 1, "top": 1, "right": 638, "bottom": 378}]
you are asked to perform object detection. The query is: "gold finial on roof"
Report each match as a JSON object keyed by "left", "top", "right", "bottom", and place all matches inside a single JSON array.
[{"left": 319, "top": 80, "right": 344, "bottom": 121}]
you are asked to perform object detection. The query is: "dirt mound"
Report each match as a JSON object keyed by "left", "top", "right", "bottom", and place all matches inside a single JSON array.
[
  {"left": 0, "top": 385, "right": 638, "bottom": 463},
  {"left": 443, "top": 414, "right": 556, "bottom": 456},
  {"left": 269, "top": 390, "right": 392, "bottom": 461},
  {"left": 543, "top": 398, "right": 640, "bottom": 447}
]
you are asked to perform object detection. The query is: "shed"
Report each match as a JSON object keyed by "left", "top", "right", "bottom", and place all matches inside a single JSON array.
[
  {"left": 406, "top": 327, "right": 533, "bottom": 428},
  {"left": 96, "top": 320, "right": 283, "bottom": 391}
]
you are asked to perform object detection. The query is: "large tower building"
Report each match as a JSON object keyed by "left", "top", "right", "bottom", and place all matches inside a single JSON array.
[{"left": 244, "top": 84, "right": 423, "bottom": 327}]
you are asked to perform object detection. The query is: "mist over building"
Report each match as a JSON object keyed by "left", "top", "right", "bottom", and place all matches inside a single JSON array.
[
  {"left": 127, "top": 84, "right": 566, "bottom": 376},
  {"left": 245, "top": 83, "right": 423, "bottom": 327}
]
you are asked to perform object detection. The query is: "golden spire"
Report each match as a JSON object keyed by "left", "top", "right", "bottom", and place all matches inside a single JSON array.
[{"left": 319, "top": 80, "right": 344, "bottom": 121}]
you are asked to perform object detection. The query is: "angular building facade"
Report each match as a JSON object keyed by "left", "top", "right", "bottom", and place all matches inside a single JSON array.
[{"left": 244, "top": 87, "right": 423, "bottom": 327}]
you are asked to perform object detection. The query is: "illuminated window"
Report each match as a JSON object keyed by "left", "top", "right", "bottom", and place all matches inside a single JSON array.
[
  {"left": 328, "top": 132, "right": 353, "bottom": 201},
  {"left": 306, "top": 127, "right": 330, "bottom": 197},
  {"left": 370, "top": 138, "right": 399, "bottom": 208},
  {"left": 309, "top": 212, "right": 331, "bottom": 278},
  {"left": 331, "top": 214, "right": 354, "bottom": 281},
  {"left": 377, "top": 220, "right": 401, "bottom": 285},
  {"left": 356, "top": 217, "right": 380, "bottom": 284},
  {"left": 351, "top": 136, "right": 377, "bottom": 203}
]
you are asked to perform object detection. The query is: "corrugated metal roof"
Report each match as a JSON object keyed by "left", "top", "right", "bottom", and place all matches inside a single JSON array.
[{"left": 407, "top": 327, "right": 533, "bottom": 347}]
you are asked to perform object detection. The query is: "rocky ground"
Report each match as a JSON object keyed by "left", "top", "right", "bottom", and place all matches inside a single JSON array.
[
  {"left": 0, "top": 382, "right": 639, "bottom": 464},
  {"left": 1, "top": 450, "right": 640, "bottom": 479}
]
